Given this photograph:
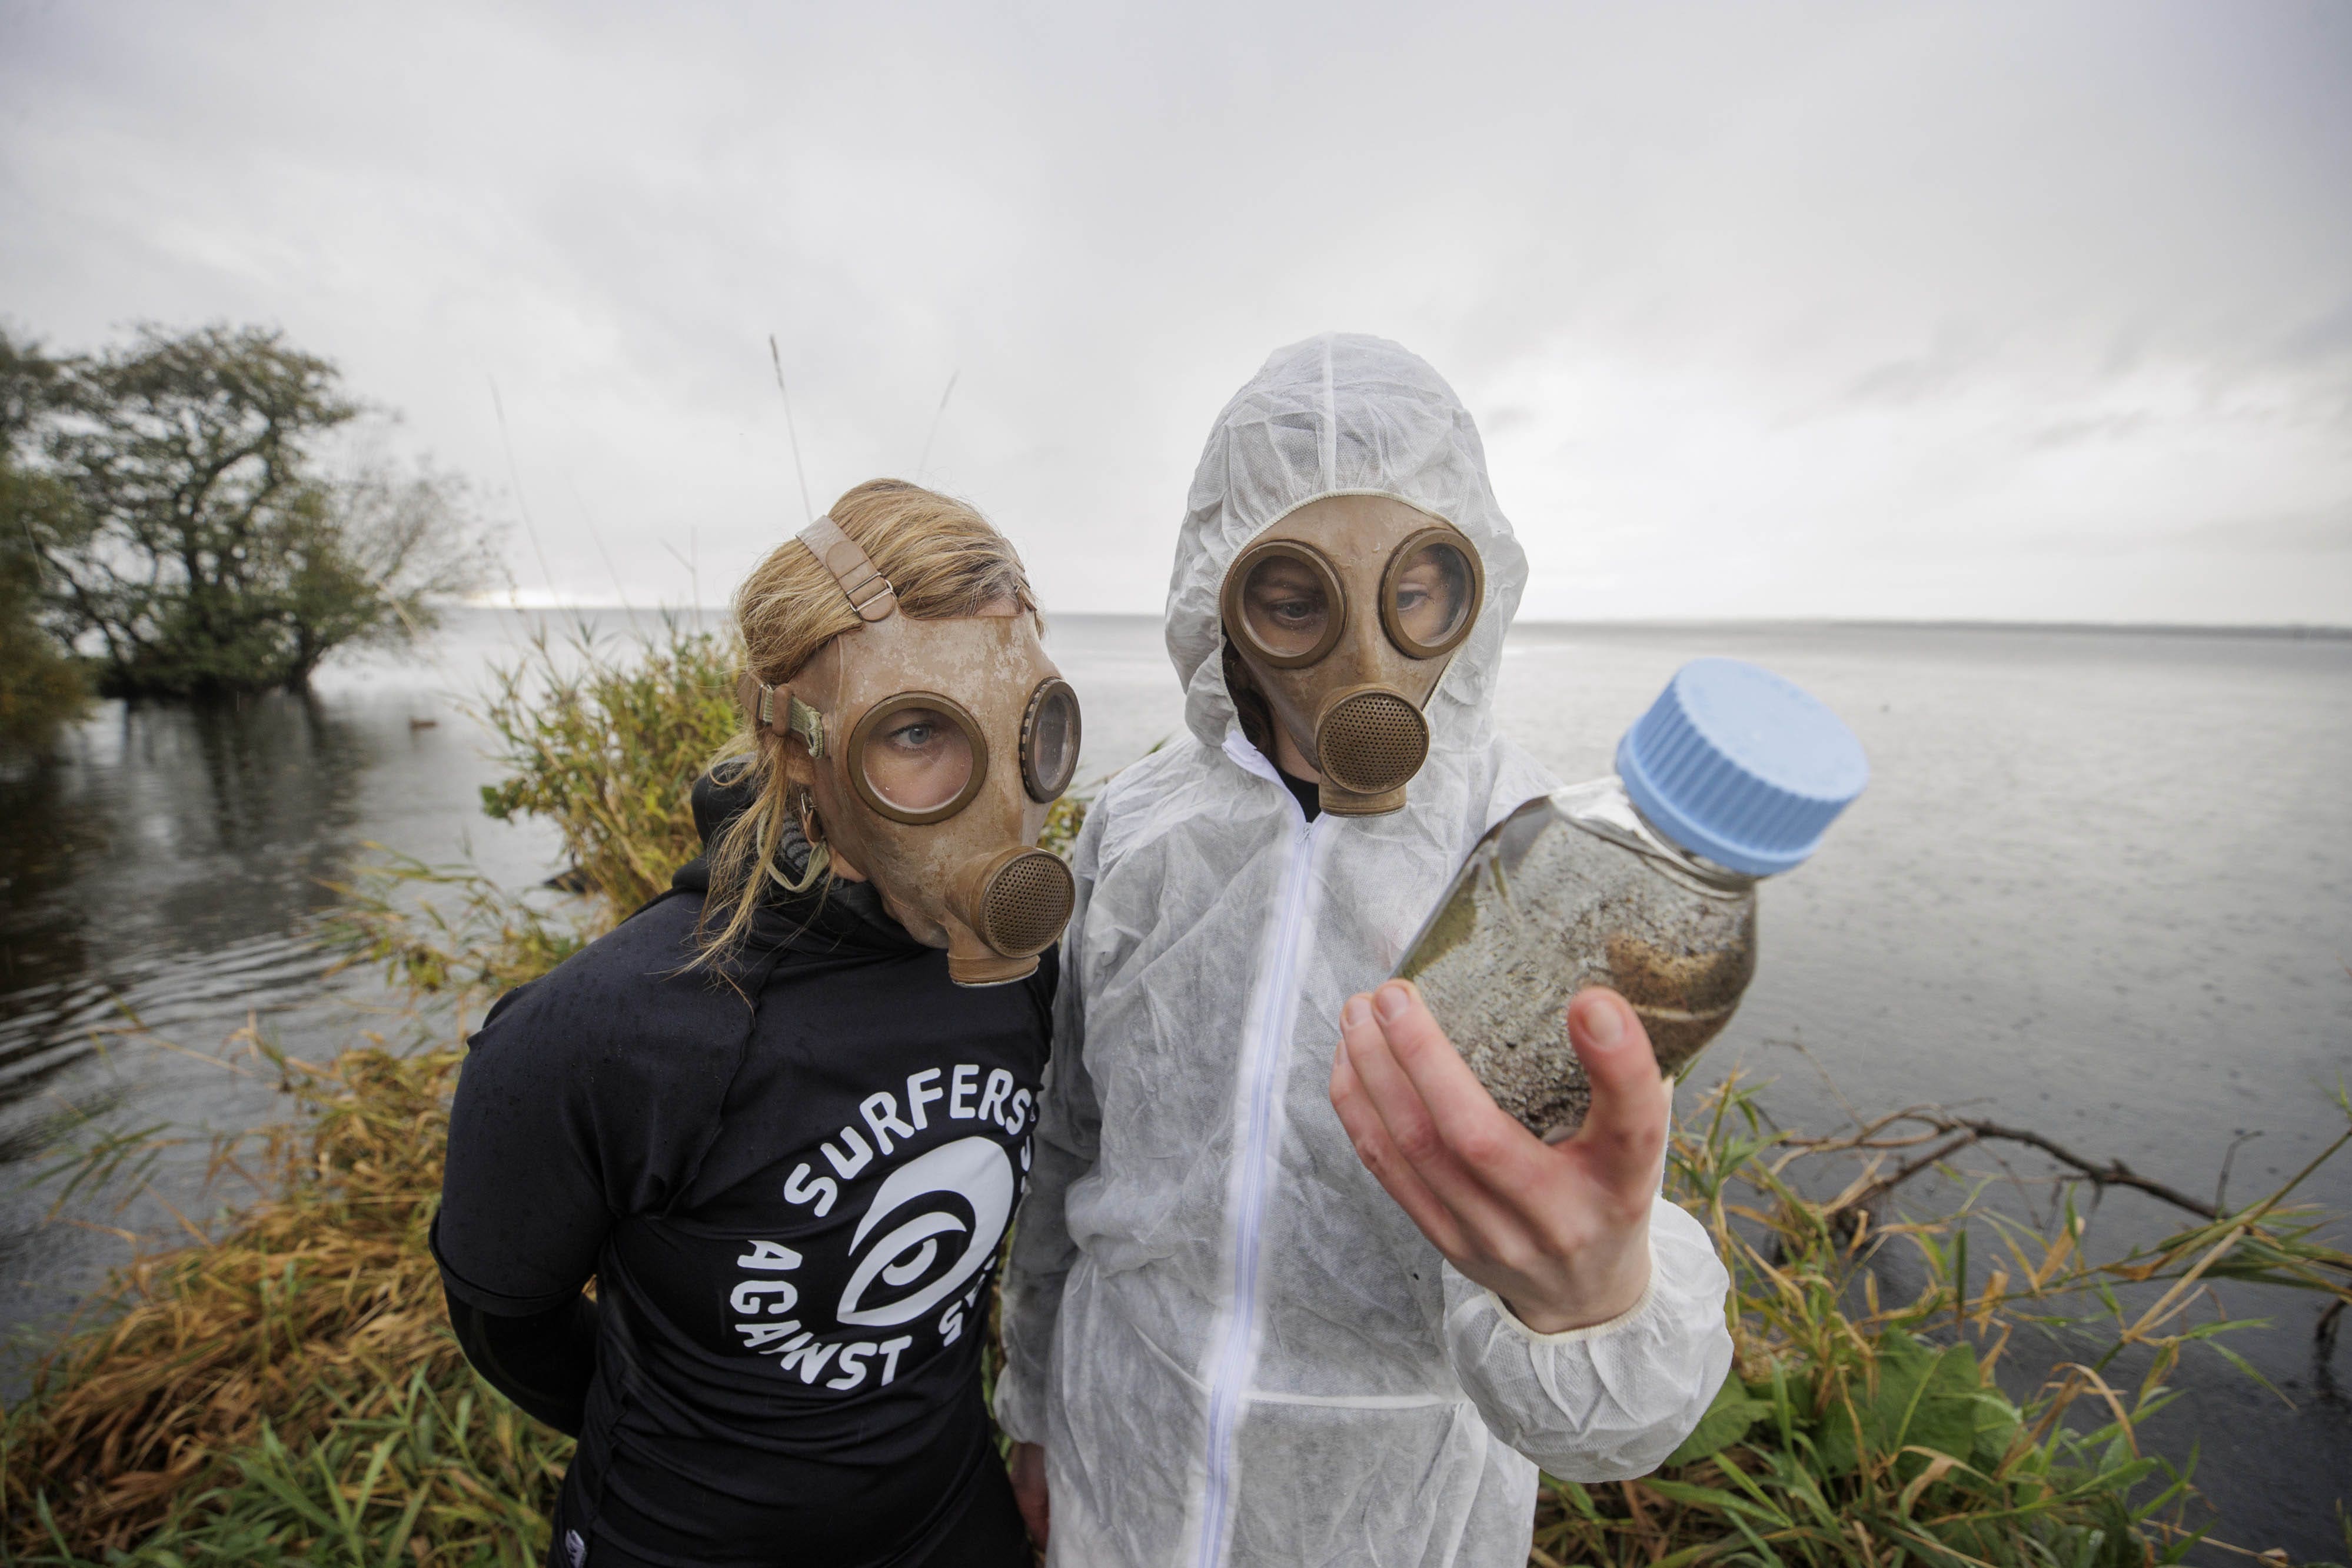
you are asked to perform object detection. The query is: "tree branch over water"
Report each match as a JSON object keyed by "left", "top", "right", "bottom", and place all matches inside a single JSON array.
[{"left": 1798, "top": 1108, "right": 2227, "bottom": 1221}]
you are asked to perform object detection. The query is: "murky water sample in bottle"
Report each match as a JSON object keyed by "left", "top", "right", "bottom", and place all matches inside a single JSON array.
[{"left": 1396, "top": 658, "right": 1868, "bottom": 1137}]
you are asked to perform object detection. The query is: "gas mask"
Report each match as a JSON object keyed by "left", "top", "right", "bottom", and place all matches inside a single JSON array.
[
  {"left": 743, "top": 517, "right": 1081, "bottom": 985},
  {"left": 1220, "top": 494, "right": 1484, "bottom": 816}
]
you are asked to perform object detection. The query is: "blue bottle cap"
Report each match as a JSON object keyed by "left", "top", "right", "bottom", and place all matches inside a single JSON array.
[{"left": 1614, "top": 658, "right": 1868, "bottom": 876}]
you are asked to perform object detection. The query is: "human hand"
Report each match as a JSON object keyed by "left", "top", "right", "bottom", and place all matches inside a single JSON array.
[
  {"left": 1009, "top": 1440, "right": 1049, "bottom": 1552},
  {"left": 1329, "top": 981, "right": 1667, "bottom": 1333}
]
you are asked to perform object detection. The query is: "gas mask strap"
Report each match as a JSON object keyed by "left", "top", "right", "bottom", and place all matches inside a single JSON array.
[
  {"left": 734, "top": 671, "right": 770, "bottom": 732},
  {"left": 799, "top": 514, "right": 898, "bottom": 622},
  {"left": 734, "top": 671, "right": 827, "bottom": 758}
]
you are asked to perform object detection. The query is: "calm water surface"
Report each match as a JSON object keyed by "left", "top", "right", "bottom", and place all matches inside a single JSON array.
[{"left": 2, "top": 611, "right": 2346, "bottom": 1554}]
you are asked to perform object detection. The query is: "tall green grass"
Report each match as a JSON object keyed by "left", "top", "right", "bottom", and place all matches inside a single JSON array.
[{"left": 4, "top": 621, "right": 2345, "bottom": 1564}]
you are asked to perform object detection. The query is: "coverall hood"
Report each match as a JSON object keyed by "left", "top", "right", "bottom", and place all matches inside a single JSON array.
[{"left": 1166, "top": 332, "right": 1530, "bottom": 754}]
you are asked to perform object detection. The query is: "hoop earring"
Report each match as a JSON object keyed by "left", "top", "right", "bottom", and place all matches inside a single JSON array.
[{"left": 769, "top": 799, "right": 833, "bottom": 895}]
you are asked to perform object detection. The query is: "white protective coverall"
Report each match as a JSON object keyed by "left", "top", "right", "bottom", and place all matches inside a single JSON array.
[{"left": 996, "top": 334, "right": 1734, "bottom": 1568}]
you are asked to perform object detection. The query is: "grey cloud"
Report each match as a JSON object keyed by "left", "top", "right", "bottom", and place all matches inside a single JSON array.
[
  {"left": 3, "top": 0, "right": 2347, "bottom": 624},
  {"left": 2027, "top": 411, "right": 2159, "bottom": 450},
  {"left": 1843, "top": 328, "right": 1992, "bottom": 410},
  {"left": 2172, "top": 510, "right": 2352, "bottom": 555},
  {"left": 2277, "top": 295, "right": 2352, "bottom": 367}
]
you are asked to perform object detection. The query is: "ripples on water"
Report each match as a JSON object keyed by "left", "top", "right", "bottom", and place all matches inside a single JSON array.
[
  {"left": 1, "top": 610, "right": 2346, "bottom": 1552},
  {"left": 0, "top": 620, "right": 564, "bottom": 1382},
  {"left": 1, "top": 697, "right": 368, "bottom": 1151}
]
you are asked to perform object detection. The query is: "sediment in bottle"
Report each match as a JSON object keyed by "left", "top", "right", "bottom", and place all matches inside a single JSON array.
[{"left": 1396, "top": 794, "right": 1756, "bottom": 1138}]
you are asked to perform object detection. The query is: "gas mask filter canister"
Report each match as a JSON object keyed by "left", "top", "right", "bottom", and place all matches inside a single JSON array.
[
  {"left": 1219, "top": 495, "right": 1484, "bottom": 815},
  {"left": 743, "top": 516, "right": 1080, "bottom": 985}
]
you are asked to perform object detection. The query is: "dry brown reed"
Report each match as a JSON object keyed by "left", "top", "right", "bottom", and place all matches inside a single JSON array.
[{"left": 0, "top": 1038, "right": 560, "bottom": 1558}]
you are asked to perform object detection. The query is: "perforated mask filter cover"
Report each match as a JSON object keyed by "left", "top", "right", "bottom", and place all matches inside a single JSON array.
[
  {"left": 1315, "top": 688, "right": 1431, "bottom": 794},
  {"left": 973, "top": 848, "right": 1076, "bottom": 957}
]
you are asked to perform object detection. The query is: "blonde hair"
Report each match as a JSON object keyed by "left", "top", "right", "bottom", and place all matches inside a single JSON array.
[{"left": 697, "top": 478, "right": 1034, "bottom": 967}]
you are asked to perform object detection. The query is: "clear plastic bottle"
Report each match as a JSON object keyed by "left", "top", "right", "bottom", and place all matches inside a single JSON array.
[{"left": 1395, "top": 658, "right": 1868, "bottom": 1137}]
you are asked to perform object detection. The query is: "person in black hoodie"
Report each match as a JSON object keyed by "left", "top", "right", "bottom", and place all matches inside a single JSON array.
[{"left": 434, "top": 481, "right": 1077, "bottom": 1568}]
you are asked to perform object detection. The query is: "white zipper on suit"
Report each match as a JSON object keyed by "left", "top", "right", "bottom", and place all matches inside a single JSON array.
[{"left": 1193, "top": 803, "right": 1325, "bottom": 1568}]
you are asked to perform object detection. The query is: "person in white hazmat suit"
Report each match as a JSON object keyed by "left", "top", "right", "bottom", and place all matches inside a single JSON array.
[{"left": 994, "top": 332, "right": 1734, "bottom": 1567}]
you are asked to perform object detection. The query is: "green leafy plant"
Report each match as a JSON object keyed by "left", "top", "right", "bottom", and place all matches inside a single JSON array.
[
  {"left": 473, "top": 615, "right": 743, "bottom": 915},
  {"left": 1533, "top": 1078, "right": 2352, "bottom": 1566}
]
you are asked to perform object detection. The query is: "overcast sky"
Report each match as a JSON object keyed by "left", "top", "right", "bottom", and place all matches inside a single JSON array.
[{"left": 4, "top": 1, "right": 2347, "bottom": 623}]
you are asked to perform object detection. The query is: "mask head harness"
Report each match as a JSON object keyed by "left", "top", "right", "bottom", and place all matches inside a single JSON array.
[
  {"left": 738, "top": 515, "right": 1081, "bottom": 985},
  {"left": 1220, "top": 494, "right": 1483, "bottom": 815}
]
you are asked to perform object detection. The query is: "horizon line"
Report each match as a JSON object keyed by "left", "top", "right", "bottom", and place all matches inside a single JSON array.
[{"left": 455, "top": 600, "right": 2352, "bottom": 640}]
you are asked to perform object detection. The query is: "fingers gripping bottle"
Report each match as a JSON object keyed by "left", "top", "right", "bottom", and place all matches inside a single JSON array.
[{"left": 1395, "top": 659, "right": 1869, "bottom": 1137}]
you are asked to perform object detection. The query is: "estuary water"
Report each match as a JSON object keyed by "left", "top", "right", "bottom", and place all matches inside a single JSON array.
[{"left": 1, "top": 610, "right": 2347, "bottom": 1554}]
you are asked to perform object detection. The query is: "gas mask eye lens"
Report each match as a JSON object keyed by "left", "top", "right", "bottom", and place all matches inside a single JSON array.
[
  {"left": 1226, "top": 542, "right": 1345, "bottom": 667},
  {"left": 1380, "top": 530, "right": 1482, "bottom": 659},
  {"left": 849, "top": 694, "right": 986, "bottom": 824},
  {"left": 1390, "top": 545, "right": 1467, "bottom": 643},
  {"left": 867, "top": 707, "right": 972, "bottom": 810},
  {"left": 1243, "top": 558, "right": 1328, "bottom": 655},
  {"left": 1021, "top": 678, "right": 1082, "bottom": 803}
]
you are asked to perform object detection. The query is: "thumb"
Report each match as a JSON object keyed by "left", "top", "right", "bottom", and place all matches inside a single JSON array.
[{"left": 1566, "top": 988, "right": 1669, "bottom": 1178}]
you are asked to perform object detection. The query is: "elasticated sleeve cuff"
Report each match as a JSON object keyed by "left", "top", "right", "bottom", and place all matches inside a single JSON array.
[
  {"left": 1439, "top": 1196, "right": 1734, "bottom": 1482},
  {"left": 1478, "top": 1267, "right": 1659, "bottom": 1347}
]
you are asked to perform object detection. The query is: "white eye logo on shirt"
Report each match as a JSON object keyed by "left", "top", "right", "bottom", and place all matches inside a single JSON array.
[{"left": 836, "top": 1136, "right": 1014, "bottom": 1328}]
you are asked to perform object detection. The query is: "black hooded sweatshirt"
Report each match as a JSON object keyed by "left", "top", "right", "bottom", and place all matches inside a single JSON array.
[{"left": 433, "top": 776, "right": 1054, "bottom": 1568}]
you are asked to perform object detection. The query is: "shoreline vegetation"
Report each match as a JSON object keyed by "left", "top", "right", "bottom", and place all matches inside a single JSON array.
[{"left": 2, "top": 622, "right": 2347, "bottom": 1565}]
